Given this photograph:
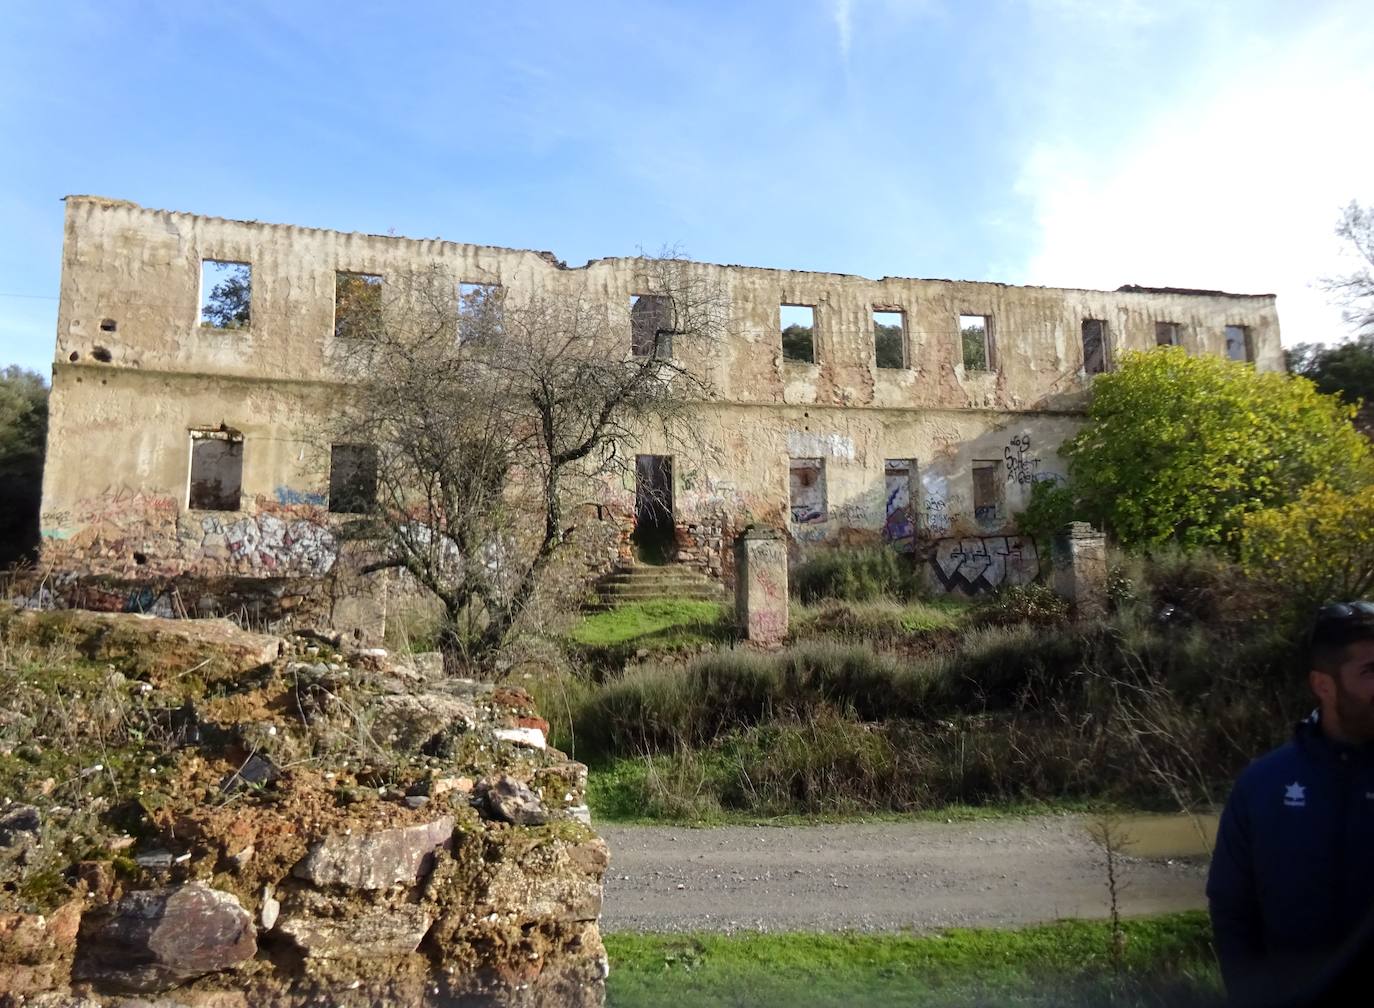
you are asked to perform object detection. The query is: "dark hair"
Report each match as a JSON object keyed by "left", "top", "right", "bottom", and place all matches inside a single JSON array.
[{"left": 1309, "top": 602, "right": 1374, "bottom": 674}]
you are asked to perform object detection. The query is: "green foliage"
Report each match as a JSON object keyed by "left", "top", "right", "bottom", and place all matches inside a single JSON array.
[
  {"left": 971, "top": 583, "right": 1070, "bottom": 628},
  {"left": 557, "top": 548, "right": 1302, "bottom": 820},
  {"left": 962, "top": 323, "right": 990, "bottom": 370},
  {"left": 605, "top": 914, "right": 1220, "bottom": 1007},
  {"left": 781, "top": 323, "right": 814, "bottom": 363},
  {"left": 1287, "top": 334, "right": 1374, "bottom": 406},
  {"left": 1064, "top": 347, "right": 1373, "bottom": 550},
  {"left": 0, "top": 367, "right": 48, "bottom": 567},
  {"left": 200, "top": 264, "right": 251, "bottom": 328},
  {"left": 791, "top": 548, "right": 918, "bottom": 603},
  {"left": 1015, "top": 479, "right": 1078, "bottom": 544},
  {"left": 1241, "top": 481, "right": 1374, "bottom": 605},
  {"left": 790, "top": 597, "right": 966, "bottom": 644},
  {"left": 570, "top": 599, "right": 728, "bottom": 648},
  {"left": 873, "top": 321, "right": 905, "bottom": 368}
]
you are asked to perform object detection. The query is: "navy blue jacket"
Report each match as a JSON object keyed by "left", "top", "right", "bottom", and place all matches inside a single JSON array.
[{"left": 1207, "top": 716, "right": 1374, "bottom": 1006}]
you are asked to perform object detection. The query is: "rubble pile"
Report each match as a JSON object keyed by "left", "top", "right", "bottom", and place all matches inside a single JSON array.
[{"left": 0, "top": 608, "right": 606, "bottom": 1007}]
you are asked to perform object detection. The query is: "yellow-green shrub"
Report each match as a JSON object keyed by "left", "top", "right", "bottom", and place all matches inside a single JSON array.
[{"left": 1241, "top": 481, "right": 1374, "bottom": 603}]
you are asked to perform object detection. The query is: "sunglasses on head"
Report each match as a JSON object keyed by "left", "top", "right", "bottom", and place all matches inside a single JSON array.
[{"left": 1316, "top": 601, "right": 1374, "bottom": 622}]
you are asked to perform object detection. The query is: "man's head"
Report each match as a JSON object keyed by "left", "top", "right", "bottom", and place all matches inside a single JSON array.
[{"left": 1308, "top": 602, "right": 1374, "bottom": 746}]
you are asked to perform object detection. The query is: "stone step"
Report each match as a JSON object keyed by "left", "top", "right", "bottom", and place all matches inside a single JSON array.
[
  {"left": 601, "top": 574, "right": 718, "bottom": 588},
  {"left": 598, "top": 587, "right": 724, "bottom": 601}
]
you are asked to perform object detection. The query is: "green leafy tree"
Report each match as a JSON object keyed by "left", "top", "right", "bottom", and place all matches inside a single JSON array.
[
  {"left": 1287, "top": 334, "right": 1374, "bottom": 433},
  {"left": 1241, "top": 481, "right": 1374, "bottom": 605},
  {"left": 201, "top": 265, "right": 251, "bottom": 328},
  {"left": 1063, "top": 347, "right": 1373, "bottom": 550},
  {"left": 0, "top": 367, "right": 49, "bottom": 567},
  {"left": 781, "top": 323, "right": 814, "bottom": 363},
  {"left": 961, "top": 324, "right": 989, "bottom": 370}
]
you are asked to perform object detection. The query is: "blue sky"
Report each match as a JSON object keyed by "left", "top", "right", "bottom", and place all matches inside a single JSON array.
[{"left": 3, "top": 0, "right": 1372, "bottom": 376}]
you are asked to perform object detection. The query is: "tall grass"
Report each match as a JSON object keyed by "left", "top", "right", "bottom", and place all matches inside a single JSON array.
[{"left": 791, "top": 548, "right": 921, "bottom": 603}]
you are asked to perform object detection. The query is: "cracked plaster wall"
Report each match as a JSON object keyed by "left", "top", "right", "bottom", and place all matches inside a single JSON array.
[{"left": 42, "top": 196, "right": 1284, "bottom": 593}]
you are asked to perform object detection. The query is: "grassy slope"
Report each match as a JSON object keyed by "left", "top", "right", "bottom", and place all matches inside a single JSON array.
[
  {"left": 605, "top": 913, "right": 1221, "bottom": 1007},
  {"left": 570, "top": 599, "right": 729, "bottom": 647}
]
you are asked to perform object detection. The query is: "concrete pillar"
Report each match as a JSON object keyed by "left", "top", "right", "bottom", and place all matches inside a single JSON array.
[
  {"left": 734, "top": 526, "right": 789, "bottom": 645},
  {"left": 1052, "top": 521, "right": 1109, "bottom": 621}
]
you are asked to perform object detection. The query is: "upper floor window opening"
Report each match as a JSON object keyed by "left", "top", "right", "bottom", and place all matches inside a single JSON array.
[
  {"left": 459, "top": 282, "right": 503, "bottom": 344},
  {"left": 334, "top": 271, "right": 383, "bottom": 341},
  {"left": 1155, "top": 321, "right": 1183, "bottom": 347},
  {"left": 1081, "top": 318, "right": 1108, "bottom": 374},
  {"left": 630, "top": 294, "right": 674, "bottom": 359},
  {"left": 1225, "top": 324, "right": 1253, "bottom": 363},
  {"left": 780, "top": 304, "right": 816, "bottom": 364},
  {"left": 960, "top": 315, "right": 993, "bottom": 371},
  {"left": 873, "top": 309, "right": 907, "bottom": 370},
  {"left": 200, "top": 260, "right": 251, "bottom": 329}
]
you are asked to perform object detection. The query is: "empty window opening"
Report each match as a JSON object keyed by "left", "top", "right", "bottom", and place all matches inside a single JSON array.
[
  {"left": 334, "top": 272, "right": 383, "bottom": 340},
  {"left": 99, "top": 319, "right": 116, "bottom": 333},
  {"left": 458, "top": 282, "right": 503, "bottom": 344},
  {"left": 91, "top": 346, "right": 112, "bottom": 363},
  {"left": 200, "top": 260, "right": 252, "bottom": 329},
  {"left": 789, "top": 457, "right": 827, "bottom": 524},
  {"left": 329, "top": 444, "right": 379, "bottom": 514},
  {"left": 884, "top": 458, "right": 916, "bottom": 549},
  {"left": 133, "top": 552, "right": 148, "bottom": 566},
  {"left": 960, "top": 315, "right": 992, "bottom": 371},
  {"left": 873, "top": 310, "right": 906, "bottom": 369},
  {"left": 1155, "top": 321, "right": 1182, "bottom": 347},
  {"left": 1225, "top": 324, "right": 1252, "bottom": 363},
  {"left": 781, "top": 305, "right": 816, "bottom": 364},
  {"left": 630, "top": 294, "right": 674, "bottom": 358},
  {"left": 1081, "top": 319, "right": 1107, "bottom": 374},
  {"left": 188, "top": 429, "right": 244, "bottom": 512},
  {"left": 972, "top": 460, "right": 1001, "bottom": 525}
]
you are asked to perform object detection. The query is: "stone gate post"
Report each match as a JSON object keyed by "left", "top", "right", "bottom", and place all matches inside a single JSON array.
[
  {"left": 1051, "top": 521, "right": 1109, "bottom": 621},
  {"left": 734, "top": 526, "right": 788, "bottom": 645}
]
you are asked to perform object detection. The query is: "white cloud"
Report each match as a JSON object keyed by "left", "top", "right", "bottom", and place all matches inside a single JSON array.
[
  {"left": 832, "top": 0, "right": 854, "bottom": 61},
  {"left": 1016, "top": 11, "right": 1374, "bottom": 346}
]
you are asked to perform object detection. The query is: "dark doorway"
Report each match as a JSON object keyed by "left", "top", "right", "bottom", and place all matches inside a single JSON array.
[{"left": 633, "top": 454, "right": 675, "bottom": 564}]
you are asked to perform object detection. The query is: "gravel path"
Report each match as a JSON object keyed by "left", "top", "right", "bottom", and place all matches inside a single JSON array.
[{"left": 600, "top": 816, "right": 1208, "bottom": 934}]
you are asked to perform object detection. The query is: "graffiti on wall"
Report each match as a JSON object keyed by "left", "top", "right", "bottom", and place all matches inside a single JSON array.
[
  {"left": 883, "top": 459, "right": 915, "bottom": 552},
  {"left": 1004, "top": 435, "right": 1040, "bottom": 486},
  {"left": 929, "top": 535, "right": 1041, "bottom": 595}
]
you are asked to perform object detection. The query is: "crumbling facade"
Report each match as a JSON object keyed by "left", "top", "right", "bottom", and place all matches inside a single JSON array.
[{"left": 40, "top": 196, "right": 1283, "bottom": 615}]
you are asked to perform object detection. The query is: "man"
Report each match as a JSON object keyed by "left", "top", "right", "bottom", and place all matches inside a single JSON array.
[{"left": 1208, "top": 601, "right": 1374, "bottom": 1006}]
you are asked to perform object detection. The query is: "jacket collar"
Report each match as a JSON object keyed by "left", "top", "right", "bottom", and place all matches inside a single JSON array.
[{"left": 1295, "top": 711, "right": 1374, "bottom": 769}]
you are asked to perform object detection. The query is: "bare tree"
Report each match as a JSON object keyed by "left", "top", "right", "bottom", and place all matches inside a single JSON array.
[
  {"left": 327, "top": 252, "right": 728, "bottom": 673},
  {"left": 1327, "top": 201, "right": 1374, "bottom": 337}
]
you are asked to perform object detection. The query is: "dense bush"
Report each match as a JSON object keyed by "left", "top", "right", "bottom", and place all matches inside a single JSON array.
[
  {"left": 791, "top": 548, "right": 919, "bottom": 603},
  {"left": 971, "top": 583, "right": 1070, "bottom": 629},
  {"left": 1064, "top": 348, "right": 1372, "bottom": 550},
  {"left": 1241, "top": 481, "right": 1374, "bottom": 605}
]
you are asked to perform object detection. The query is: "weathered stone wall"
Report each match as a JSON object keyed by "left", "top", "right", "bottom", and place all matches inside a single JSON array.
[{"left": 41, "top": 196, "right": 1285, "bottom": 602}]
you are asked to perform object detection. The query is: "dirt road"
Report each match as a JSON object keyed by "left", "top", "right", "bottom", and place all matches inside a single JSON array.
[{"left": 600, "top": 816, "right": 1208, "bottom": 934}]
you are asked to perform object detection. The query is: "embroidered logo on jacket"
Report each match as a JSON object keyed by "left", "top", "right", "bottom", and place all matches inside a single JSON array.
[{"left": 1284, "top": 782, "right": 1306, "bottom": 808}]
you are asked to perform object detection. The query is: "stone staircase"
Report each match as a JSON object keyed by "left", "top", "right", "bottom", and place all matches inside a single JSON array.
[{"left": 589, "top": 563, "right": 726, "bottom": 610}]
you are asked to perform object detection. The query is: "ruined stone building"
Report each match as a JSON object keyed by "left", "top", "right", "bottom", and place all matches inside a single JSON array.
[{"left": 39, "top": 196, "right": 1282, "bottom": 615}]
